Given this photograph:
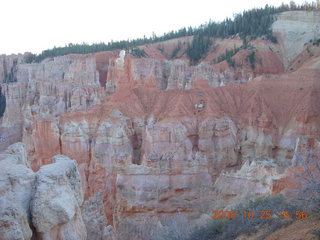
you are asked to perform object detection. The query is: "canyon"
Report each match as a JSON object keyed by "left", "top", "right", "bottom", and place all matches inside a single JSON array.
[{"left": 0, "top": 11, "right": 320, "bottom": 239}]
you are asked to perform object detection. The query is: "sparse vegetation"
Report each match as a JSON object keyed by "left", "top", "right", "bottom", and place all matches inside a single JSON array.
[
  {"left": 213, "top": 40, "right": 256, "bottom": 68},
  {"left": 115, "top": 219, "right": 157, "bottom": 240},
  {"left": 115, "top": 215, "right": 195, "bottom": 240},
  {"left": 171, "top": 42, "right": 181, "bottom": 59},
  {"left": 291, "top": 150, "right": 320, "bottom": 215},
  {"left": 131, "top": 48, "right": 147, "bottom": 58},
  {"left": 186, "top": 195, "right": 300, "bottom": 240},
  {"left": 247, "top": 51, "right": 256, "bottom": 70},
  {"left": 151, "top": 215, "right": 195, "bottom": 240},
  {"left": 213, "top": 46, "right": 240, "bottom": 67}
]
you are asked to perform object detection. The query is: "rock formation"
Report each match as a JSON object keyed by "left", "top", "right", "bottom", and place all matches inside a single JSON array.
[
  {"left": 0, "top": 143, "right": 35, "bottom": 240},
  {"left": 0, "top": 10, "right": 320, "bottom": 239},
  {"left": 0, "top": 143, "right": 110, "bottom": 240},
  {"left": 31, "top": 155, "right": 87, "bottom": 240}
]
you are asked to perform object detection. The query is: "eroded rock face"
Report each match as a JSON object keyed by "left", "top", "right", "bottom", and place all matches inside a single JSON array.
[
  {"left": 273, "top": 11, "right": 320, "bottom": 69},
  {"left": 82, "top": 191, "right": 113, "bottom": 240},
  {"left": 0, "top": 54, "right": 105, "bottom": 152},
  {"left": 0, "top": 143, "right": 89, "bottom": 240}
]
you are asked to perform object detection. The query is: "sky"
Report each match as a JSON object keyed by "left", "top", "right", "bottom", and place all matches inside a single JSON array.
[{"left": 0, "top": 0, "right": 310, "bottom": 55}]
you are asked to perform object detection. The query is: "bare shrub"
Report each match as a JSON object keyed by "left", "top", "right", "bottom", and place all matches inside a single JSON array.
[
  {"left": 114, "top": 214, "right": 196, "bottom": 240},
  {"left": 291, "top": 150, "right": 320, "bottom": 214},
  {"left": 151, "top": 214, "right": 195, "bottom": 240},
  {"left": 114, "top": 219, "right": 158, "bottom": 240}
]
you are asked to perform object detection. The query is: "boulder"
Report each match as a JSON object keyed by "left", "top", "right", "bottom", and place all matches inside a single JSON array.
[{"left": 31, "top": 155, "right": 86, "bottom": 240}]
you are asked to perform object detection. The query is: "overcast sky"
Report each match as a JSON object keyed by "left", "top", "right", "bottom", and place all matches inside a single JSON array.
[{"left": 0, "top": 0, "right": 309, "bottom": 55}]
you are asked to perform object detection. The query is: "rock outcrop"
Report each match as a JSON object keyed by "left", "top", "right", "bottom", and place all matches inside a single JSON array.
[
  {"left": 273, "top": 11, "right": 320, "bottom": 69},
  {"left": 0, "top": 143, "right": 94, "bottom": 240},
  {"left": 82, "top": 191, "right": 113, "bottom": 240},
  {"left": 0, "top": 143, "right": 35, "bottom": 240},
  {"left": 31, "top": 155, "right": 86, "bottom": 240}
]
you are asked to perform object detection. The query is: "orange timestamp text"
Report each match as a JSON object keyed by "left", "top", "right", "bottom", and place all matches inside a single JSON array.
[{"left": 211, "top": 210, "right": 308, "bottom": 220}]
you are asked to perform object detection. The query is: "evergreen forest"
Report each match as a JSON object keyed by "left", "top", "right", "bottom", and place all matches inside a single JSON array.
[{"left": 24, "top": 1, "right": 319, "bottom": 65}]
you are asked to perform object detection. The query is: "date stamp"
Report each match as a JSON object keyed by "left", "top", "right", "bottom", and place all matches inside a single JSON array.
[{"left": 211, "top": 210, "right": 308, "bottom": 220}]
